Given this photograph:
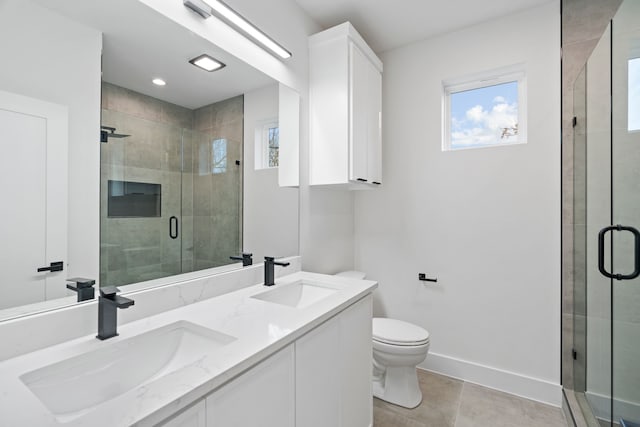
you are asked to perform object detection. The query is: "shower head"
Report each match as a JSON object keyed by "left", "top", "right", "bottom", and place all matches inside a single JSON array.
[{"left": 100, "top": 126, "right": 130, "bottom": 142}]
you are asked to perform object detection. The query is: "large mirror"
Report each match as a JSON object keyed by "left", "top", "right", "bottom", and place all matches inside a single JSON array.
[{"left": 0, "top": 0, "right": 299, "bottom": 321}]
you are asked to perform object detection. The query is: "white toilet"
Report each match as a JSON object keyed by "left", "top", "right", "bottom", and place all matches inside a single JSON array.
[{"left": 335, "top": 271, "right": 430, "bottom": 409}]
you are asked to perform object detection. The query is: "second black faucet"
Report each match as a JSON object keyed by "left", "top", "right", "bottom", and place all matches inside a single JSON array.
[{"left": 264, "top": 257, "right": 290, "bottom": 286}]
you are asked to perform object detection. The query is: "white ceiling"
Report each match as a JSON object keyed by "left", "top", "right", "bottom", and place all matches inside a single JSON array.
[
  {"left": 33, "top": 0, "right": 275, "bottom": 109},
  {"left": 293, "top": 0, "right": 553, "bottom": 53}
]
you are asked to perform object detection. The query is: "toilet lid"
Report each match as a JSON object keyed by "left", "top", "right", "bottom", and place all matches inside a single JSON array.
[{"left": 372, "top": 318, "right": 430, "bottom": 346}]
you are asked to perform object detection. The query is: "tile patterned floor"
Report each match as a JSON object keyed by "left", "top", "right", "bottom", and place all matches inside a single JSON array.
[{"left": 373, "top": 370, "right": 568, "bottom": 427}]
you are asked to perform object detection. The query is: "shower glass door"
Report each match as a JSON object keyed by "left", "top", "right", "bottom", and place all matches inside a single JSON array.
[
  {"left": 573, "top": 1, "right": 640, "bottom": 425},
  {"left": 611, "top": 1, "right": 640, "bottom": 425},
  {"left": 573, "top": 23, "right": 612, "bottom": 427}
]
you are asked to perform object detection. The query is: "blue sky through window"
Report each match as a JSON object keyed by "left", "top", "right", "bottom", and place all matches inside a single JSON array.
[
  {"left": 450, "top": 81, "right": 519, "bottom": 149},
  {"left": 629, "top": 57, "right": 640, "bottom": 132}
]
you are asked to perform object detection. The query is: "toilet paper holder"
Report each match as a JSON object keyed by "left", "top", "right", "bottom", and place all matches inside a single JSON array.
[{"left": 418, "top": 273, "right": 437, "bottom": 283}]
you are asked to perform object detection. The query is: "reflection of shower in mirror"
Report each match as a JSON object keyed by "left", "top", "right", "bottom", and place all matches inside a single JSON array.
[{"left": 100, "top": 126, "right": 131, "bottom": 143}]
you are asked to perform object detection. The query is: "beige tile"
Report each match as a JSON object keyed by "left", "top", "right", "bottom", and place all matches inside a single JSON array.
[
  {"left": 562, "top": 0, "right": 621, "bottom": 46},
  {"left": 373, "top": 405, "right": 427, "bottom": 427},
  {"left": 194, "top": 104, "right": 213, "bottom": 131},
  {"left": 454, "top": 383, "right": 567, "bottom": 427},
  {"left": 160, "top": 102, "right": 193, "bottom": 129},
  {"left": 562, "top": 312, "right": 575, "bottom": 387},
  {"left": 374, "top": 370, "right": 463, "bottom": 427},
  {"left": 563, "top": 39, "right": 600, "bottom": 89}
]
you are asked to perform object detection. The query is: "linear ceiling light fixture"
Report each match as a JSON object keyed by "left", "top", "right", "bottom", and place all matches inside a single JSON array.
[
  {"left": 189, "top": 54, "right": 226, "bottom": 71},
  {"left": 183, "top": 0, "right": 292, "bottom": 59}
]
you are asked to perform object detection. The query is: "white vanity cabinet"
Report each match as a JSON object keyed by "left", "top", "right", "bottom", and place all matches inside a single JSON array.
[
  {"left": 158, "top": 294, "right": 373, "bottom": 427},
  {"left": 159, "top": 400, "right": 206, "bottom": 427},
  {"left": 206, "top": 345, "right": 295, "bottom": 427},
  {"left": 296, "top": 295, "right": 373, "bottom": 427},
  {"left": 309, "top": 22, "right": 383, "bottom": 188}
]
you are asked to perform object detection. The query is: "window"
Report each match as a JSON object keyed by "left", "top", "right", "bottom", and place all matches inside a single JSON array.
[
  {"left": 199, "top": 138, "right": 227, "bottom": 175},
  {"left": 629, "top": 57, "right": 640, "bottom": 132},
  {"left": 212, "top": 138, "right": 227, "bottom": 174},
  {"left": 443, "top": 66, "right": 526, "bottom": 151},
  {"left": 254, "top": 120, "right": 279, "bottom": 169},
  {"left": 266, "top": 125, "right": 279, "bottom": 167}
]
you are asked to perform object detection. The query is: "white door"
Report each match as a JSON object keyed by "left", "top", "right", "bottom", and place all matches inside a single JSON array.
[{"left": 0, "top": 90, "right": 68, "bottom": 310}]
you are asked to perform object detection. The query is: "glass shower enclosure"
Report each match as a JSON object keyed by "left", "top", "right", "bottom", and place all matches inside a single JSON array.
[
  {"left": 573, "top": 1, "right": 640, "bottom": 425},
  {"left": 99, "top": 83, "right": 243, "bottom": 287}
]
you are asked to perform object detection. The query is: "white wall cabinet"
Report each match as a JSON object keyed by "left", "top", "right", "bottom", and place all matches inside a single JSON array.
[
  {"left": 158, "top": 295, "right": 372, "bottom": 427},
  {"left": 309, "top": 22, "right": 383, "bottom": 188}
]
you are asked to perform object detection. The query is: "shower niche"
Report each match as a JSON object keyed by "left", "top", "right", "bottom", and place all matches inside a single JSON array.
[{"left": 107, "top": 181, "right": 161, "bottom": 218}]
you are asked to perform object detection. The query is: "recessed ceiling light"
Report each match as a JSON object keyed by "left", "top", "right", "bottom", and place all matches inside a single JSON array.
[
  {"left": 189, "top": 54, "right": 226, "bottom": 72},
  {"left": 152, "top": 78, "right": 167, "bottom": 86}
]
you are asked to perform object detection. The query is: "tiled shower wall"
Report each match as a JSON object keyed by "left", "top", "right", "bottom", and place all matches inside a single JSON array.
[
  {"left": 100, "top": 83, "right": 242, "bottom": 287},
  {"left": 561, "top": 0, "right": 621, "bottom": 391},
  {"left": 193, "top": 96, "right": 243, "bottom": 270}
]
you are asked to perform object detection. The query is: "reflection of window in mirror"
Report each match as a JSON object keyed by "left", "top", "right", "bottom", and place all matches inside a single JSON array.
[
  {"left": 199, "top": 138, "right": 228, "bottom": 175},
  {"left": 629, "top": 57, "right": 640, "bottom": 132},
  {"left": 212, "top": 138, "right": 228, "bottom": 174},
  {"left": 255, "top": 119, "right": 279, "bottom": 169}
]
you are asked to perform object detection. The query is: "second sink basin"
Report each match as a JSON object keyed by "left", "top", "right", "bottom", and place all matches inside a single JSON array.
[
  {"left": 20, "top": 321, "right": 236, "bottom": 422},
  {"left": 251, "top": 280, "right": 338, "bottom": 308}
]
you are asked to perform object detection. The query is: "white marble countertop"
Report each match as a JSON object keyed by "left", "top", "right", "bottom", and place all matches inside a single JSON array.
[{"left": 0, "top": 271, "right": 377, "bottom": 427}]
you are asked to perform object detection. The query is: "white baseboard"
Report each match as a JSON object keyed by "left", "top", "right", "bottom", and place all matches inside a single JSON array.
[
  {"left": 420, "top": 352, "right": 562, "bottom": 407},
  {"left": 585, "top": 391, "right": 640, "bottom": 424}
]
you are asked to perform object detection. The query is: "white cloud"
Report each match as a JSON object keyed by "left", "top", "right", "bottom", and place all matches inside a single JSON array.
[
  {"left": 493, "top": 95, "right": 506, "bottom": 103},
  {"left": 466, "top": 105, "right": 486, "bottom": 123},
  {"left": 452, "top": 101, "right": 518, "bottom": 148}
]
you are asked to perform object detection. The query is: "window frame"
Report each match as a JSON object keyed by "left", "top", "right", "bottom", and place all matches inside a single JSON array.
[
  {"left": 254, "top": 119, "right": 279, "bottom": 170},
  {"left": 442, "top": 65, "right": 527, "bottom": 151}
]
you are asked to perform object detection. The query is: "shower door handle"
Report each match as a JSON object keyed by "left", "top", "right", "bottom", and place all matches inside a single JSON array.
[
  {"left": 169, "top": 216, "right": 179, "bottom": 239},
  {"left": 598, "top": 225, "right": 640, "bottom": 280}
]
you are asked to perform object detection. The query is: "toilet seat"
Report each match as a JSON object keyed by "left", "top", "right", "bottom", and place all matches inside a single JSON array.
[{"left": 373, "top": 317, "right": 430, "bottom": 346}]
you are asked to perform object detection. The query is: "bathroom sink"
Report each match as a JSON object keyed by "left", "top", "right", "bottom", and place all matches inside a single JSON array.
[
  {"left": 251, "top": 280, "right": 338, "bottom": 308},
  {"left": 20, "top": 321, "right": 235, "bottom": 421}
]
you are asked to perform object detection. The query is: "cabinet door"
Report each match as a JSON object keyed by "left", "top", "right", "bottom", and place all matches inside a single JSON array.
[
  {"left": 206, "top": 345, "right": 295, "bottom": 427},
  {"left": 295, "top": 315, "right": 341, "bottom": 427},
  {"left": 349, "top": 42, "right": 370, "bottom": 183},
  {"left": 340, "top": 295, "right": 373, "bottom": 427},
  {"left": 367, "top": 66, "right": 382, "bottom": 185},
  {"left": 158, "top": 400, "right": 206, "bottom": 427}
]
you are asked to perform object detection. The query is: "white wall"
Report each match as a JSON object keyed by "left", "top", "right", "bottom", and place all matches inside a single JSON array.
[
  {"left": 0, "top": 0, "right": 102, "bottom": 281},
  {"left": 243, "top": 84, "right": 299, "bottom": 262},
  {"left": 354, "top": 2, "right": 562, "bottom": 405}
]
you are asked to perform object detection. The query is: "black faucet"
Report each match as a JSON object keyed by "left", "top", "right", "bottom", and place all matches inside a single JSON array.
[
  {"left": 96, "top": 286, "right": 135, "bottom": 340},
  {"left": 264, "top": 257, "right": 290, "bottom": 286},
  {"left": 230, "top": 252, "right": 253, "bottom": 266},
  {"left": 66, "top": 277, "right": 96, "bottom": 302}
]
